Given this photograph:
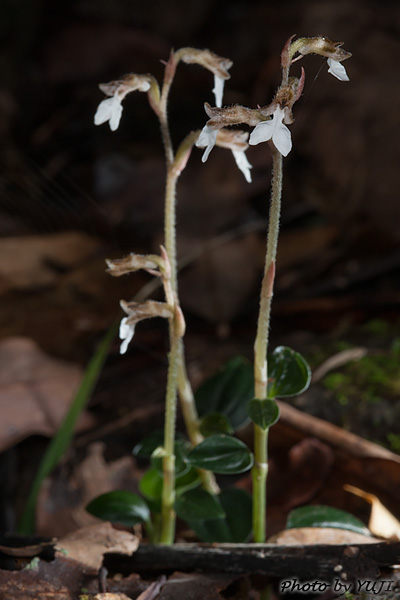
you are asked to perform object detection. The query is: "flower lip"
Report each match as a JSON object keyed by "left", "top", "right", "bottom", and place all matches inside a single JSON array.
[
  {"left": 94, "top": 96, "right": 123, "bottom": 131},
  {"left": 249, "top": 106, "right": 292, "bottom": 157},
  {"left": 327, "top": 58, "right": 350, "bottom": 81},
  {"left": 119, "top": 317, "right": 135, "bottom": 354}
]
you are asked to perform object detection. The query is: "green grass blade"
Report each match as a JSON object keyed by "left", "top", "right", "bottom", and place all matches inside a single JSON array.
[{"left": 18, "top": 324, "right": 117, "bottom": 534}]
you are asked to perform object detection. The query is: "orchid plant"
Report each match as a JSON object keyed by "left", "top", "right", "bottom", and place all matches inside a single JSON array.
[{"left": 87, "top": 36, "right": 351, "bottom": 545}]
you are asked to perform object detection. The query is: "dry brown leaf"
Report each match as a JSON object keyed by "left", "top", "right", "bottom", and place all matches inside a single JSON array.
[
  {"left": 82, "top": 594, "right": 133, "bottom": 600},
  {"left": 0, "top": 337, "right": 94, "bottom": 452},
  {"left": 0, "top": 555, "right": 95, "bottom": 599},
  {"left": 37, "top": 442, "right": 142, "bottom": 537},
  {"left": 0, "top": 232, "right": 100, "bottom": 293},
  {"left": 56, "top": 523, "right": 139, "bottom": 575},
  {"left": 269, "top": 527, "right": 381, "bottom": 545},
  {"left": 344, "top": 485, "right": 400, "bottom": 540}
]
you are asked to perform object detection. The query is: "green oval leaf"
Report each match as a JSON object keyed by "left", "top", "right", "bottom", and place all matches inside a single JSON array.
[
  {"left": 151, "top": 439, "right": 190, "bottom": 477},
  {"left": 86, "top": 491, "right": 150, "bottom": 526},
  {"left": 188, "top": 489, "right": 252, "bottom": 543},
  {"left": 186, "top": 434, "right": 253, "bottom": 475},
  {"left": 198, "top": 412, "right": 234, "bottom": 437},
  {"left": 175, "top": 468, "right": 202, "bottom": 494},
  {"left": 133, "top": 430, "right": 185, "bottom": 458},
  {"left": 195, "top": 357, "right": 253, "bottom": 430},
  {"left": 176, "top": 489, "right": 226, "bottom": 521},
  {"left": 246, "top": 398, "right": 279, "bottom": 430},
  {"left": 286, "top": 505, "right": 370, "bottom": 536},
  {"left": 139, "top": 468, "right": 163, "bottom": 502},
  {"left": 268, "top": 346, "right": 311, "bottom": 398},
  {"left": 133, "top": 431, "right": 165, "bottom": 458}
]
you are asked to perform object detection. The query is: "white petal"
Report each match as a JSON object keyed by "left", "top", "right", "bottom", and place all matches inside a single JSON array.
[
  {"left": 212, "top": 75, "right": 225, "bottom": 107},
  {"left": 232, "top": 150, "right": 252, "bottom": 183},
  {"left": 195, "top": 125, "right": 218, "bottom": 162},
  {"left": 327, "top": 58, "right": 349, "bottom": 82},
  {"left": 119, "top": 317, "right": 135, "bottom": 354},
  {"left": 94, "top": 96, "right": 123, "bottom": 130},
  {"left": 249, "top": 120, "right": 274, "bottom": 145},
  {"left": 272, "top": 123, "right": 292, "bottom": 157}
]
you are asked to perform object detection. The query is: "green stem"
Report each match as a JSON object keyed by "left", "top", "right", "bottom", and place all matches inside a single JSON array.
[
  {"left": 252, "top": 425, "right": 269, "bottom": 543},
  {"left": 252, "top": 147, "right": 282, "bottom": 542},
  {"left": 160, "top": 327, "right": 180, "bottom": 544}
]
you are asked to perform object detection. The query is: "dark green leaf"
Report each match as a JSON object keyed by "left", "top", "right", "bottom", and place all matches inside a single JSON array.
[
  {"left": 286, "top": 505, "right": 370, "bottom": 536},
  {"left": 186, "top": 434, "right": 253, "bottom": 474},
  {"left": 86, "top": 491, "right": 150, "bottom": 526},
  {"left": 198, "top": 412, "right": 234, "bottom": 437},
  {"left": 139, "top": 468, "right": 163, "bottom": 502},
  {"left": 133, "top": 431, "right": 165, "bottom": 458},
  {"left": 133, "top": 430, "right": 185, "bottom": 458},
  {"left": 268, "top": 346, "right": 311, "bottom": 398},
  {"left": 188, "top": 489, "right": 252, "bottom": 543},
  {"left": 176, "top": 489, "right": 226, "bottom": 521},
  {"left": 151, "top": 439, "right": 190, "bottom": 477},
  {"left": 175, "top": 468, "right": 202, "bottom": 494},
  {"left": 246, "top": 398, "right": 279, "bottom": 430},
  {"left": 195, "top": 357, "right": 253, "bottom": 430}
]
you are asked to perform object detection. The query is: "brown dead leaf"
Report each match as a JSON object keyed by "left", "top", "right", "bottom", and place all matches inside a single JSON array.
[
  {"left": 56, "top": 523, "right": 139, "bottom": 575},
  {"left": 266, "top": 438, "right": 334, "bottom": 521},
  {"left": 0, "top": 337, "right": 93, "bottom": 452},
  {"left": 37, "top": 442, "right": 142, "bottom": 537},
  {"left": 269, "top": 527, "right": 381, "bottom": 545},
  {"left": 82, "top": 594, "right": 133, "bottom": 600},
  {"left": 345, "top": 485, "right": 400, "bottom": 540},
  {"left": 0, "top": 232, "right": 100, "bottom": 294},
  {"left": 0, "top": 554, "right": 95, "bottom": 600}
]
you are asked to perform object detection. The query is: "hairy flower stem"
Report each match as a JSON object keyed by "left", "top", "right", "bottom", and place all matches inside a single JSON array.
[
  {"left": 164, "top": 165, "right": 219, "bottom": 494},
  {"left": 157, "top": 63, "right": 219, "bottom": 538},
  {"left": 160, "top": 327, "right": 180, "bottom": 544},
  {"left": 252, "top": 147, "right": 282, "bottom": 542}
]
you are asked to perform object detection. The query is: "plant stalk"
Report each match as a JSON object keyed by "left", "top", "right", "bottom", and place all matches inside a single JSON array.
[
  {"left": 252, "top": 147, "right": 282, "bottom": 542},
  {"left": 160, "top": 326, "right": 180, "bottom": 544}
]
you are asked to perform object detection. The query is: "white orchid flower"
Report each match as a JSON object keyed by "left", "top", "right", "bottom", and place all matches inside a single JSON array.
[
  {"left": 196, "top": 126, "right": 253, "bottom": 182},
  {"left": 327, "top": 58, "right": 350, "bottom": 81},
  {"left": 94, "top": 75, "right": 152, "bottom": 131},
  {"left": 95, "top": 95, "right": 124, "bottom": 131},
  {"left": 119, "top": 317, "right": 135, "bottom": 355},
  {"left": 249, "top": 107, "right": 292, "bottom": 157}
]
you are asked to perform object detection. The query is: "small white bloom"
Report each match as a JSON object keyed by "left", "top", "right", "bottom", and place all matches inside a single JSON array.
[
  {"left": 94, "top": 95, "right": 123, "bottom": 131},
  {"left": 232, "top": 150, "right": 252, "bottom": 183},
  {"left": 195, "top": 125, "right": 218, "bottom": 162},
  {"left": 249, "top": 107, "right": 292, "bottom": 157},
  {"left": 327, "top": 58, "right": 349, "bottom": 81},
  {"left": 212, "top": 75, "right": 225, "bottom": 107},
  {"left": 119, "top": 317, "right": 135, "bottom": 354}
]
